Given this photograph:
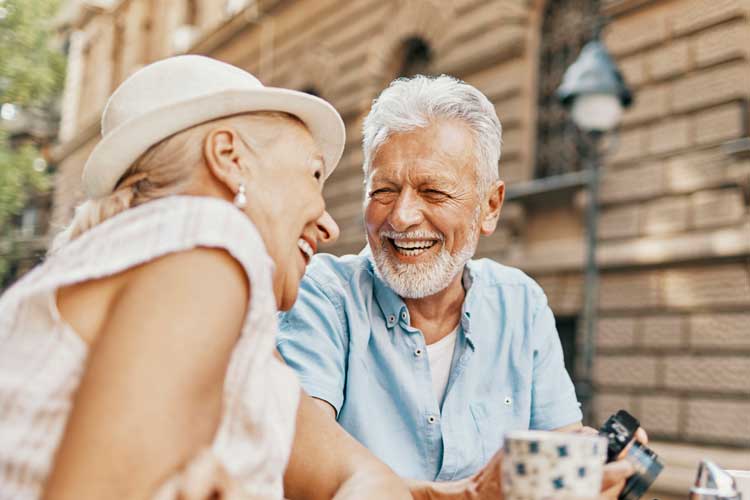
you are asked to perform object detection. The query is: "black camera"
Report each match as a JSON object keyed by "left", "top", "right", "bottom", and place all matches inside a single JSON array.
[{"left": 599, "top": 410, "right": 664, "bottom": 500}]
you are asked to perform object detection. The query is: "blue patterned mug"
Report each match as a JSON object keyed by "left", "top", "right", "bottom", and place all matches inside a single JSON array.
[{"left": 502, "top": 430, "right": 608, "bottom": 500}]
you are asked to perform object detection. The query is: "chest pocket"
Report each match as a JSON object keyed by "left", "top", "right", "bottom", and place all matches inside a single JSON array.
[{"left": 470, "top": 395, "right": 526, "bottom": 463}]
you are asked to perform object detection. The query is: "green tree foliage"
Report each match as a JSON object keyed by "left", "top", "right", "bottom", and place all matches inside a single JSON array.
[
  {"left": 0, "top": 0, "right": 66, "bottom": 107},
  {"left": 0, "top": 127, "right": 49, "bottom": 279},
  {"left": 0, "top": 129, "right": 49, "bottom": 227},
  {"left": 0, "top": 0, "right": 66, "bottom": 281}
]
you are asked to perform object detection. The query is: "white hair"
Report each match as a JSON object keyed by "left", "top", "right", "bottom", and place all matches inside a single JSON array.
[{"left": 362, "top": 75, "right": 502, "bottom": 195}]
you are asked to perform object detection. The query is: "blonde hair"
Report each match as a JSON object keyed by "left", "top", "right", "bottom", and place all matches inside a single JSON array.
[{"left": 51, "top": 112, "right": 296, "bottom": 253}]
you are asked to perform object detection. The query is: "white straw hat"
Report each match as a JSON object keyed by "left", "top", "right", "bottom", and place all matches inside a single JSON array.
[{"left": 82, "top": 55, "right": 346, "bottom": 198}]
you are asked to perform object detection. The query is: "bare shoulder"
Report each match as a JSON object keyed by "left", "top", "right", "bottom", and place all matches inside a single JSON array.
[
  {"left": 126, "top": 246, "right": 251, "bottom": 318},
  {"left": 132, "top": 246, "right": 249, "bottom": 286},
  {"left": 59, "top": 246, "right": 251, "bottom": 346},
  {"left": 94, "top": 246, "right": 254, "bottom": 398}
]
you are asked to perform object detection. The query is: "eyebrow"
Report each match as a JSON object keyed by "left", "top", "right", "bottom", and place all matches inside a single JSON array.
[
  {"left": 370, "top": 173, "right": 457, "bottom": 186},
  {"left": 368, "top": 176, "right": 398, "bottom": 186}
]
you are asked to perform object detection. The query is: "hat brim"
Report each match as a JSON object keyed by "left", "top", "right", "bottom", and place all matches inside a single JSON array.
[{"left": 82, "top": 87, "right": 346, "bottom": 198}]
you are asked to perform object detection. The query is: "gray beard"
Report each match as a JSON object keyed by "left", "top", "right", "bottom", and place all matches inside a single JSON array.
[{"left": 372, "top": 213, "right": 479, "bottom": 299}]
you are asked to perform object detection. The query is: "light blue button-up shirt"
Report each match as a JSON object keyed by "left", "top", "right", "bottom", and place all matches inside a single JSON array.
[{"left": 277, "top": 251, "right": 582, "bottom": 481}]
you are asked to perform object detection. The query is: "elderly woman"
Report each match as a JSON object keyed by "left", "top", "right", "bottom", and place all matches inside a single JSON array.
[{"left": 0, "top": 56, "right": 408, "bottom": 500}]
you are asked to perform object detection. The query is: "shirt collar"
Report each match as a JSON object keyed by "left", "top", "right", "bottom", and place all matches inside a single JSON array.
[
  {"left": 460, "top": 261, "right": 477, "bottom": 349},
  {"left": 364, "top": 250, "right": 408, "bottom": 328},
  {"left": 365, "top": 247, "right": 479, "bottom": 348}
]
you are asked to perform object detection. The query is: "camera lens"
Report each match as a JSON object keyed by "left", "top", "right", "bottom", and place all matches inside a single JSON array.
[
  {"left": 598, "top": 410, "right": 664, "bottom": 500},
  {"left": 620, "top": 442, "right": 664, "bottom": 500}
]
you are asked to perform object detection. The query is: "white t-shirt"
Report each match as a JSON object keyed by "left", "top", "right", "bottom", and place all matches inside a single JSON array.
[{"left": 426, "top": 326, "right": 459, "bottom": 406}]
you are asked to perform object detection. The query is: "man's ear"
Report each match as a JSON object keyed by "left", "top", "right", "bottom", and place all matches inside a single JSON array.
[
  {"left": 203, "top": 127, "right": 249, "bottom": 193},
  {"left": 480, "top": 180, "right": 505, "bottom": 236}
]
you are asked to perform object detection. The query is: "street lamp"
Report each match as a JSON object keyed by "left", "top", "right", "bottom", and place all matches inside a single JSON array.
[
  {"left": 556, "top": 38, "right": 633, "bottom": 422},
  {"left": 557, "top": 40, "right": 633, "bottom": 132}
]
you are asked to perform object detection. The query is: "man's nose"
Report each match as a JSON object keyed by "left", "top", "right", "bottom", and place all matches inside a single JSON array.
[
  {"left": 316, "top": 210, "right": 340, "bottom": 244},
  {"left": 388, "top": 189, "right": 424, "bottom": 232}
]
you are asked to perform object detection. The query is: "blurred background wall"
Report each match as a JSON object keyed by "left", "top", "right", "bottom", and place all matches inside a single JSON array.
[{"left": 9, "top": 0, "right": 750, "bottom": 497}]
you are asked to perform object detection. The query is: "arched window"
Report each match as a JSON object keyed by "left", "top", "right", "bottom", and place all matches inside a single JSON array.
[
  {"left": 395, "top": 36, "right": 433, "bottom": 78},
  {"left": 534, "top": 0, "right": 600, "bottom": 178}
]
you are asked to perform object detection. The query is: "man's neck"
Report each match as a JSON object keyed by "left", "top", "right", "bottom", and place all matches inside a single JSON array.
[{"left": 404, "top": 269, "right": 466, "bottom": 345}]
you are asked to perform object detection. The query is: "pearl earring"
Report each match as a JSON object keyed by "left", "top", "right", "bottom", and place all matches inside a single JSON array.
[{"left": 234, "top": 183, "right": 247, "bottom": 208}]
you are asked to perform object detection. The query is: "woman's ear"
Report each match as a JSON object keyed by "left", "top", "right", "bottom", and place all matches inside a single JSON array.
[
  {"left": 203, "top": 127, "right": 249, "bottom": 193},
  {"left": 480, "top": 180, "right": 505, "bottom": 236}
]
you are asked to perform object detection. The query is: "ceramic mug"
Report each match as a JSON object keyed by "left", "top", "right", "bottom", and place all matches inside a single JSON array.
[{"left": 502, "top": 430, "right": 608, "bottom": 500}]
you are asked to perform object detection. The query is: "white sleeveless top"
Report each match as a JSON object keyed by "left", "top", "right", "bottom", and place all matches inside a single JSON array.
[{"left": 0, "top": 195, "right": 300, "bottom": 500}]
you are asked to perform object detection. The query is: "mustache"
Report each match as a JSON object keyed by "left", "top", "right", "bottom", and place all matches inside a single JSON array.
[{"left": 379, "top": 229, "right": 444, "bottom": 241}]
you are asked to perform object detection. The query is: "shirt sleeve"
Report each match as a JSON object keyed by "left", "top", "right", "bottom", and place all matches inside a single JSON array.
[
  {"left": 529, "top": 295, "right": 583, "bottom": 430},
  {"left": 277, "top": 274, "right": 348, "bottom": 415}
]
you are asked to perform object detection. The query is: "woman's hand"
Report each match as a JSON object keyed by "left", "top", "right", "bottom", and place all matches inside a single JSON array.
[
  {"left": 152, "top": 449, "right": 277, "bottom": 500},
  {"left": 465, "top": 447, "right": 504, "bottom": 500}
]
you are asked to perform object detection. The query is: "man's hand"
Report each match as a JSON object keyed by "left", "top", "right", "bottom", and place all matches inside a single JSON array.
[
  {"left": 577, "top": 425, "right": 650, "bottom": 500},
  {"left": 574, "top": 425, "right": 649, "bottom": 456},
  {"left": 599, "top": 460, "right": 635, "bottom": 500}
]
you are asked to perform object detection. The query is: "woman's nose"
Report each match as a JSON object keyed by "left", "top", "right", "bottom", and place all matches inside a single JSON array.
[{"left": 316, "top": 210, "right": 340, "bottom": 244}]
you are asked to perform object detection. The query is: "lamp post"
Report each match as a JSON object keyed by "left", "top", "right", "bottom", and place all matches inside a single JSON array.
[{"left": 556, "top": 38, "right": 633, "bottom": 422}]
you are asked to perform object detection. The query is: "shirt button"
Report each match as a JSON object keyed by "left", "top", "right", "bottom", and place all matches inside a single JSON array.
[
  {"left": 388, "top": 314, "right": 396, "bottom": 324},
  {"left": 427, "top": 415, "right": 437, "bottom": 424},
  {"left": 414, "top": 348, "right": 423, "bottom": 357},
  {"left": 401, "top": 311, "right": 408, "bottom": 320}
]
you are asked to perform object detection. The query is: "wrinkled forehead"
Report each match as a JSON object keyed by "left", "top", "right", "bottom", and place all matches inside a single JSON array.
[
  {"left": 368, "top": 161, "right": 465, "bottom": 187},
  {"left": 374, "top": 118, "right": 473, "bottom": 159},
  {"left": 369, "top": 121, "right": 476, "bottom": 183}
]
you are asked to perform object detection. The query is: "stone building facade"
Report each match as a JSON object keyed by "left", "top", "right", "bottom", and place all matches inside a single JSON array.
[{"left": 52, "top": 0, "right": 750, "bottom": 495}]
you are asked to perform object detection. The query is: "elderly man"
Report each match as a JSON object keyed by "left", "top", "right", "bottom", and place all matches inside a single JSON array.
[{"left": 277, "top": 75, "right": 639, "bottom": 498}]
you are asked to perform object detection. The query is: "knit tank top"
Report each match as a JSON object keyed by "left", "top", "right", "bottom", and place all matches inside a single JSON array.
[{"left": 0, "top": 195, "right": 300, "bottom": 499}]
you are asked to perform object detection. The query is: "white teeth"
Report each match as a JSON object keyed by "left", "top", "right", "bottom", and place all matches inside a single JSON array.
[
  {"left": 380, "top": 231, "right": 443, "bottom": 257},
  {"left": 391, "top": 239, "right": 437, "bottom": 256},
  {"left": 392, "top": 239, "right": 436, "bottom": 250},
  {"left": 396, "top": 247, "right": 430, "bottom": 256},
  {"left": 297, "top": 239, "right": 314, "bottom": 261}
]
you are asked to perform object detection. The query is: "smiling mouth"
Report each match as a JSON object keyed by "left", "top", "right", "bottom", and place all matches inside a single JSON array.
[
  {"left": 298, "top": 238, "right": 314, "bottom": 264},
  {"left": 388, "top": 238, "right": 438, "bottom": 257}
]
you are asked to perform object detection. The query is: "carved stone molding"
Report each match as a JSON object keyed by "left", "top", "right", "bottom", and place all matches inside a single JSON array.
[{"left": 601, "top": 0, "right": 660, "bottom": 17}]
